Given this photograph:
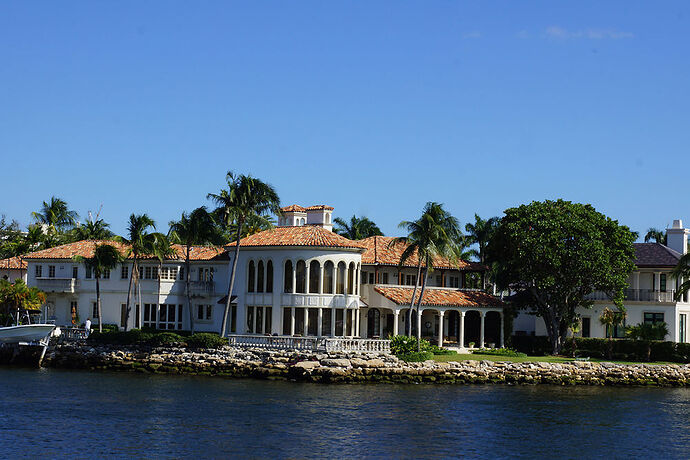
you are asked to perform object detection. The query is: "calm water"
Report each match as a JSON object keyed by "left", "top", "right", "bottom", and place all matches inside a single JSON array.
[{"left": 1, "top": 368, "right": 689, "bottom": 459}]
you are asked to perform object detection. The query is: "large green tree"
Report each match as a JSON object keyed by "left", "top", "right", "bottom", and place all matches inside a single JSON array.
[
  {"left": 208, "top": 172, "right": 281, "bottom": 336},
  {"left": 334, "top": 215, "right": 383, "bottom": 240},
  {"left": 74, "top": 244, "right": 123, "bottom": 332},
  {"left": 0, "top": 279, "right": 46, "bottom": 326},
  {"left": 487, "top": 200, "right": 637, "bottom": 355}
]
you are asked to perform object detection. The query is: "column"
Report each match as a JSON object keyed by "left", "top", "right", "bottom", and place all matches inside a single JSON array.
[
  {"left": 318, "top": 265, "right": 324, "bottom": 294},
  {"left": 290, "top": 307, "right": 295, "bottom": 336},
  {"left": 479, "top": 312, "right": 485, "bottom": 348},
  {"left": 437, "top": 311, "right": 445, "bottom": 347},
  {"left": 317, "top": 308, "right": 323, "bottom": 337},
  {"left": 305, "top": 264, "right": 310, "bottom": 295},
  {"left": 417, "top": 309, "right": 423, "bottom": 343},
  {"left": 291, "top": 263, "right": 296, "bottom": 294},
  {"left": 459, "top": 311, "right": 465, "bottom": 348},
  {"left": 654, "top": 272, "right": 661, "bottom": 301},
  {"left": 499, "top": 312, "right": 505, "bottom": 348},
  {"left": 633, "top": 272, "right": 640, "bottom": 300},
  {"left": 331, "top": 308, "right": 336, "bottom": 337},
  {"left": 252, "top": 307, "right": 257, "bottom": 334},
  {"left": 304, "top": 307, "right": 309, "bottom": 336},
  {"left": 393, "top": 310, "right": 399, "bottom": 336},
  {"left": 380, "top": 312, "right": 384, "bottom": 337},
  {"left": 355, "top": 308, "right": 360, "bottom": 337}
]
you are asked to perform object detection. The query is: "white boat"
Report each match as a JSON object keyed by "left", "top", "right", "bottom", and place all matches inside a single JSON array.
[{"left": 0, "top": 324, "right": 56, "bottom": 344}]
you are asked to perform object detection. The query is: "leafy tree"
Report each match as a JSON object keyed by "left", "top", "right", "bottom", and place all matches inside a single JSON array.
[
  {"left": 169, "top": 207, "right": 220, "bottom": 333},
  {"left": 334, "top": 215, "right": 383, "bottom": 240},
  {"left": 122, "top": 214, "right": 156, "bottom": 331},
  {"left": 644, "top": 227, "right": 666, "bottom": 245},
  {"left": 74, "top": 244, "right": 123, "bottom": 332},
  {"left": 0, "top": 215, "right": 26, "bottom": 259},
  {"left": 0, "top": 279, "right": 46, "bottom": 326},
  {"left": 487, "top": 199, "right": 637, "bottom": 355},
  {"left": 208, "top": 171, "right": 281, "bottom": 336},
  {"left": 626, "top": 322, "right": 669, "bottom": 361},
  {"left": 672, "top": 253, "right": 690, "bottom": 302}
]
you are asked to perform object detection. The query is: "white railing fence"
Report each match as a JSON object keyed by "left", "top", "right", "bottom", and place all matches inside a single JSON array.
[{"left": 227, "top": 335, "right": 391, "bottom": 353}]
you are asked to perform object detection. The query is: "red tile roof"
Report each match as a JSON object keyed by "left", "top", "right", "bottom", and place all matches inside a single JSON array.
[
  {"left": 233, "top": 226, "right": 365, "bottom": 249},
  {"left": 281, "top": 205, "right": 307, "bottom": 213},
  {"left": 0, "top": 256, "right": 26, "bottom": 270},
  {"left": 359, "top": 236, "right": 485, "bottom": 271},
  {"left": 305, "top": 205, "right": 334, "bottom": 211},
  {"left": 21, "top": 240, "right": 228, "bottom": 261},
  {"left": 374, "top": 286, "right": 504, "bottom": 308}
]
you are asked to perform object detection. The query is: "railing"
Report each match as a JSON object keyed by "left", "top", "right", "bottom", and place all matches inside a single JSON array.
[
  {"left": 35, "top": 278, "right": 79, "bottom": 293},
  {"left": 189, "top": 280, "right": 215, "bottom": 296},
  {"left": 585, "top": 289, "right": 677, "bottom": 303},
  {"left": 60, "top": 327, "right": 89, "bottom": 341},
  {"left": 227, "top": 335, "right": 391, "bottom": 353}
]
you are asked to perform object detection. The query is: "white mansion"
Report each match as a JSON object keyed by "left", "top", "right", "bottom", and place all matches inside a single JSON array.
[{"left": 21, "top": 204, "right": 504, "bottom": 347}]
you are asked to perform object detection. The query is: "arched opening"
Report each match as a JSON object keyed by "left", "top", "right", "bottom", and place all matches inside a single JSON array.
[
  {"left": 485, "top": 311, "right": 501, "bottom": 347},
  {"left": 257, "top": 261, "right": 264, "bottom": 293},
  {"left": 247, "top": 261, "right": 255, "bottom": 292},
  {"left": 347, "top": 262, "right": 355, "bottom": 295},
  {"left": 309, "top": 261, "right": 320, "bottom": 294},
  {"left": 464, "top": 311, "right": 481, "bottom": 347},
  {"left": 323, "top": 261, "right": 334, "bottom": 294},
  {"left": 266, "top": 261, "right": 273, "bottom": 293},
  {"left": 367, "top": 308, "right": 381, "bottom": 338},
  {"left": 284, "top": 260, "right": 293, "bottom": 293},
  {"left": 296, "top": 260, "right": 306, "bottom": 293},
  {"left": 336, "top": 262, "right": 346, "bottom": 294},
  {"left": 446, "top": 311, "right": 460, "bottom": 345}
]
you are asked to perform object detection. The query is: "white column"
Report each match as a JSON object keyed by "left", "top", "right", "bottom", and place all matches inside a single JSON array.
[
  {"left": 291, "top": 263, "right": 296, "bottom": 294},
  {"left": 331, "top": 308, "right": 336, "bottom": 337},
  {"left": 304, "top": 307, "right": 309, "bottom": 336},
  {"left": 417, "top": 309, "right": 423, "bottom": 343},
  {"left": 290, "top": 307, "right": 295, "bottom": 336},
  {"left": 319, "top": 265, "right": 324, "bottom": 294},
  {"left": 317, "top": 308, "right": 323, "bottom": 337},
  {"left": 305, "top": 263, "right": 310, "bottom": 295},
  {"left": 355, "top": 308, "right": 360, "bottom": 337},
  {"left": 459, "top": 311, "right": 465, "bottom": 348},
  {"left": 499, "top": 312, "right": 505, "bottom": 348},
  {"left": 437, "top": 311, "right": 445, "bottom": 347},
  {"left": 479, "top": 312, "right": 485, "bottom": 348},
  {"left": 393, "top": 310, "right": 399, "bottom": 336},
  {"left": 633, "top": 272, "right": 640, "bottom": 300}
]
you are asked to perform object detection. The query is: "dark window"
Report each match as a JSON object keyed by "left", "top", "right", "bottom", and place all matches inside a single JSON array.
[
  {"left": 382, "top": 273, "right": 389, "bottom": 284},
  {"left": 436, "top": 275, "right": 442, "bottom": 287},
  {"left": 348, "top": 263, "right": 355, "bottom": 294},
  {"left": 72, "top": 266, "right": 78, "bottom": 279},
  {"left": 323, "top": 261, "right": 334, "bottom": 294},
  {"left": 48, "top": 266, "right": 56, "bottom": 278},
  {"left": 644, "top": 312, "right": 664, "bottom": 325},
  {"left": 121, "top": 265, "right": 129, "bottom": 279},
  {"left": 336, "top": 262, "right": 346, "bottom": 294},
  {"left": 581, "top": 317, "right": 591, "bottom": 338},
  {"left": 309, "top": 261, "right": 320, "bottom": 293},
  {"left": 266, "top": 261, "right": 273, "bottom": 293},
  {"left": 296, "top": 261, "right": 306, "bottom": 293},
  {"left": 362, "top": 271, "right": 368, "bottom": 285},
  {"left": 284, "top": 260, "right": 293, "bottom": 293},
  {"left": 248, "top": 261, "right": 255, "bottom": 292},
  {"left": 369, "top": 273, "right": 375, "bottom": 284},
  {"left": 660, "top": 274, "right": 667, "bottom": 292},
  {"left": 257, "top": 261, "right": 264, "bottom": 293}
]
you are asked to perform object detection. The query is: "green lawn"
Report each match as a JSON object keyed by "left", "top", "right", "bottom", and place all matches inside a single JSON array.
[{"left": 432, "top": 353, "right": 672, "bottom": 366}]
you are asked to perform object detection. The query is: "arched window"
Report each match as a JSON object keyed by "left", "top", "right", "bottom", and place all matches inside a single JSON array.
[
  {"left": 247, "top": 261, "right": 255, "bottom": 292},
  {"left": 257, "top": 261, "right": 264, "bottom": 293},
  {"left": 296, "top": 260, "right": 306, "bottom": 293},
  {"left": 309, "top": 261, "right": 320, "bottom": 294},
  {"left": 323, "top": 261, "right": 334, "bottom": 294},
  {"left": 348, "top": 262, "right": 355, "bottom": 295},
  {"left": 266, "top": 261, "right": 273, "bottom": 293},
  {"left": 284, "top": 260, "right": 293, "bottom": 293},
  {"left": 336, "top": 262, "right": 346, "bottom": 294},
  {"left": 326, "top": 214, "right": 331, "bottom": 223}
]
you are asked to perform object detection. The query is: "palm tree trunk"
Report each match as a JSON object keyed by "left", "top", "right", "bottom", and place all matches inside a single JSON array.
[
  {"left": 416, "top": 266, "right": 429, "bottom": 352},
  {"left": 221, "top": 220, "right": 244, "bottom": 336},
  {"left": 185, "top": 247, "right": 194, "bottom": 334},
  {"left": 137, "top": 266, "right": 142, "bottom": 330},
  {"left": 124, "top": 259, "right": 136, "bottom": 331},
  {"left": 407, "top": 261, "right": 422, "bottom": 337},
  {"left": 96, "top": 276, "right": 102, "bottom": 333}
]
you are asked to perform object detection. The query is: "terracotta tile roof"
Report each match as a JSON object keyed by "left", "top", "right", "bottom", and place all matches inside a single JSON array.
[
  {"left": 233, "top": 226, "right": 365, "bottom": 249},
  {"left": 359, "top": 236, "right": 485, "bottom": 271},
  {"left": 374, "top": 286, "right": 504, "bottom": 308},
  {"left": 21, "top": 240, "right": 228, "bottom": 261},
  {"left": 305, "top": 205, "right": 334, "bottom": 211},
  {"left": 0, "top": 256, "right": 26, "bottom": 270},
  {"left": 633, "top": 243, "right": 682, "bottom": 268},
  {"left": 281, "top": 205, "right": 307, "bottom": 213}
]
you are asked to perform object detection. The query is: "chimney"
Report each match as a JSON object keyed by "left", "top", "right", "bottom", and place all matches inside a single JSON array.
[{"left": 666, "top": 219, "right": 689, "bottom": 255}]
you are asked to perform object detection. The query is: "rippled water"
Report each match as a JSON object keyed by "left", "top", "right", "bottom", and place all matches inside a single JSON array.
[{"left": 1, "top": 368, "right": 689, "bottom": 459}]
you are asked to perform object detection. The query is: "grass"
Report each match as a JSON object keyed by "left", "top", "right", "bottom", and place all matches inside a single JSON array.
[{"left": 431, "top": 353, "right": 672, "bottom": 366}]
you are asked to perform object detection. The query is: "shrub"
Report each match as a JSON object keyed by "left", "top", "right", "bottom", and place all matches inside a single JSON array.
[
  {"left": 562, "top": 338, "right": 690, "bottom": 363},
  {"left": 99, "top": 324, "right": 120, "bottom": 332},
  {"left": 186, "top": 333, "right": 228, "bottom": 349},
  {"left": 390, "top": 335, "right": 433, "bottom": 355},
  {"left": 397, "top": 351, "right": 434, "bottom": 362},
  {"left": 510, "top": 335, "right": 551, "bottom": 356},
  {"left": 472, "top": 348, "right": 527, "bottom": 358},
  {"left": 146, "top": 332, "right": 184, "bottom": 346}
]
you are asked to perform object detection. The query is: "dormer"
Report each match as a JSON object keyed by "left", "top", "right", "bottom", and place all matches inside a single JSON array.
[
  {"left": 279, "top": 205, "right": 307, "bottom": 227},
  {"left": 279, "top": 204, "right": 334, "bottom": 231},
  {"left": 305, "top": 205, "right": 334, "bottom": 232}
]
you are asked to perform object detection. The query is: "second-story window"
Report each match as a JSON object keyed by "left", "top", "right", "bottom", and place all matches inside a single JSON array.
[
  {"left": 284, "top": 260, "right": 293, "bottom": 293},
  {"left": 266, "top": 261, "right": 273, "bottom": 293},
  {"left": 248, "top": 261, "right": 255, "bottom": 292},
  {"left": 660, "top": 274, "right": 667, "bottom": 292},
  {"left": 121, "top": 266, "right": 129, "bottom": 279},
  {"left": 102, "top": 269, "right": 110, "bottom": 279},
  {"left": 35, "top": 265, "right": 42, "bottom": 278},
  {"left": 85, "top": 267, "right": 92, "bottom": 279},
  {"left": 48, "top": 266, "right": 56, "bottom": 278},
  {"left": 72, "top": 266, "right": 78, "bottom": 279},
  {"left": 382, "top": 273, "right": 389, "bottom": 284}
]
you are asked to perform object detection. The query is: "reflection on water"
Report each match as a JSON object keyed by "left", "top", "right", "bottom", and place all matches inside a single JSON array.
[{"left": 1, "top": 368, "right": 689, "bottom": 458}]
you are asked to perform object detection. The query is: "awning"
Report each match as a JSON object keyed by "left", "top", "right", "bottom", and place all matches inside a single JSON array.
[{"left": 216, "top": 295, "right": 238, "bottom": 305}]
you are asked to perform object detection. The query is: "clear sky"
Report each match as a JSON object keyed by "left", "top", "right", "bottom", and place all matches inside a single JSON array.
[{"left": 1, "top": 1, "right": 688, "bottom": 238}]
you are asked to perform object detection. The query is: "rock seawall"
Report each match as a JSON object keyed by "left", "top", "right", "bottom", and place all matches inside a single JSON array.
[{"left": 42, "top": 343, "right": 690, "bottom": 386}]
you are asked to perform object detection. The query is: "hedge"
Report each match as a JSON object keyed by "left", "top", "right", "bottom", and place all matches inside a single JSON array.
[
  {"left": 563, "top": 338, "right": 690, "bottom": 363},
  {"left": 88, "top": 330, "right": 228, "bottom": 349},
  {"left": 510, "top": 335, "right": 552, "bottom": 356}
]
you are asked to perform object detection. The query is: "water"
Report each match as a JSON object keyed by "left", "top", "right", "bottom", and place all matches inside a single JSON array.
[{"left": 1, "top": 368, "right": 689, "bottom": 459}]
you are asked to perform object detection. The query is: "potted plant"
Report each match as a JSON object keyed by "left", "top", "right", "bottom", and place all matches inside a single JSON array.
[{"left": 468, "top": 341, "right": 475, "bottom": 349}]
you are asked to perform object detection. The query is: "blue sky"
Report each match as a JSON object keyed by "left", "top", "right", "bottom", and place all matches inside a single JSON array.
[{"left": 1, "top": 1, "right": 688, "bottom": 238}]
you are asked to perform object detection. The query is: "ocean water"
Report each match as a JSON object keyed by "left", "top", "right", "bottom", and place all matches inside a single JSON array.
[{"left": 1, "top": 368, "right": 689, "bottom": 459}]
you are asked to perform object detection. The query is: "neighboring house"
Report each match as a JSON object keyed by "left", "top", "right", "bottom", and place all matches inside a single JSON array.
[
  {"left": 0, "top": 256, "right": 27, "bottom": 283},
  {"left": 518, "top": 219, "right": 690, "bottom": 343},
  {"left": 358, "top": 236, "right": 504, "bottom": 348},
  {"left": 22, "top": 240, "right": 229, "bottom": 330}
]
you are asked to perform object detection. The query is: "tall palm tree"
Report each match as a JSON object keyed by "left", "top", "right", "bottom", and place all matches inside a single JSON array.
[
  {"left": 644, "top": 228, "right": 667, "bottom": 245},
  {"left": 169, "top": 207, "right": 220, "bottom": 333},
  {"left": 334, "top": 215, "right": 383, "bottom": 240},
  {"left": 149, "top": 232, "right": 177, "bottom": 318},
  {"left": 208, "top": 171, "right": 281, "bottom": 336},
  {"left": 464, "top": 214, "right": 500, "bottom": 264},
  {"left": 71, "top": 218, "right": 115, "bottom": 242},
  {"left": 74, "top": 244, "right": 122, "bottom": 333},
  {"left": 122, "top": 214, "right": 156, "bottom": 331},
  {"left": 672, "top": 253, "right": 690, "bottom": 301},
  {"left": 32, "top": 197, "right": 78, "bottom": 231}
]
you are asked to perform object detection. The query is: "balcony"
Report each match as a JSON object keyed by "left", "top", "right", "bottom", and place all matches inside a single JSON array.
[
  {"left": 586, "top": 289, "right": 677, "bottom": 303},
  {"left": 189, "top": 280, "right": 215, "bottom": 296},
  {"left": 35, "top": 278, "right": 79, "bottom": 294}
]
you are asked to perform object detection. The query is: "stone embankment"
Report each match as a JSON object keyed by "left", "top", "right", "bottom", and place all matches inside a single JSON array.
[{"left": 43, "top": 343, "right": 690, "bottom": 386}]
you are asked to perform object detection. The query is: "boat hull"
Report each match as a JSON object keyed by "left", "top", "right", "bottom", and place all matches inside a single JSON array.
[{"left": 0, "top": 325, "right": 56, "bottom": 344}]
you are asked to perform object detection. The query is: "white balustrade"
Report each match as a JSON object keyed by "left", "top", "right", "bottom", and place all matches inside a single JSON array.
[{"left": 226, "top": 335, "right": 391, "bottom": 353}]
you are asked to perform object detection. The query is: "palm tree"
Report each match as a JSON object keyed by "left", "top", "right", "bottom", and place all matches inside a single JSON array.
[
  {"left": 0, "top": 279, "right": 46, "bottom": 326},
  {"left": 122, "top": 214, "right": 156, "bottom": 331},
  {"left": 672, "top": 253, "right": 690, "bottom": 302},
  {"left": 626, "top": 322, "right": 669, "bottom": 361},
  {"left": 334, "top": 215, "right": 383, "bottom": 240},
  {"left": 208, "top": 171, "right": 281, "bottom": 336},
  {"left": 149, "top": 232, "right": 177, "bottom": 318},
  {"left": 32, "top": 197, "right": 78, "bottom": 231},
  {"left": 71, "top": 218, "right": 115, "bottom": 241},
  {"left": 599, "top": 307, "right": 626, "bottom": 359},
  {"left": 464, "top": 214, "right": 500, "bottom": 264},
  {"left": 73, "top": 244, "right": 122, "bottom": 333},
  {"left": 644, "top": 228, "right": 667, "bottom": 245},
  {"left": 169, "top": 207, "right": 220, "bottom": 333}
]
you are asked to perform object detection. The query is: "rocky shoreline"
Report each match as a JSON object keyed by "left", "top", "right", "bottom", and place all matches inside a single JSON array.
[{"left": 34, "top": 343, "right": 690, "bottom": 386}]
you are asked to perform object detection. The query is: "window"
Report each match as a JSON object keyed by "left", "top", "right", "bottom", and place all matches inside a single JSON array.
[
  {"left": 35, "top": 265, "right": 42, "bottom": 278},
  {"left": 382, "top": 272, "right": 389, "bottom": 284},
  {"left": 266, "top": 261, "right": 273, "bottom": 293},
  {"left": 362, "top": 272, "right": 368, "bottom": 285},
  {"left": 348, "top": 263, "right": 355, "bottom": 294},
  {"left": 198, "top": 267, "right": 213, "bottom": 282},
  {"left": 48, "top": 265, "right": 56, "bottom": 278},
  {"left": 159, "top": 304, "right": 183, "bottom": 330},
  {"left": 284, "top": 260, "right": 293, "bottom": 293},
  {"left": 368, "top": 273, "right": 375, "bottom": 284},
  {"left": 121, "top": 265, "right": 129, "bottom": 279},
  {"left": 581, "top": 317, "right": 591, "bottom": 338},
  {"left": 296, "top": 260, "right": 306, "bottom": 293},
  {"left": 72, "top": 266, "right": 78, "bottom": 279},
  {"left": 121, "top": 304, "right": 127, "bottom": 328},
  {"left": 644, "top": 312, "right": 664, "bottom": 325},
  {"left": 436, "top": 275, "right": 442, "bottom": 287},
  {"left": 143, "top": 266, "right": 152, "bottom": 279},
  {"left": 309, "top": 261, "right": 320, "bottom": 294},
  {"left": 92, "top": 302, "right": 99, "bottom": 319},
  {"left": 102, "top": 269, "right": 110, "bottom": 279},
  {"left": 197, "top": 304, "right": 213, "bottom": 321},
  {"left": 161, "top": 266, "right": 179, "bottom": 280},
  {"left": 248, "top": 261, "right": 255, "bottom": 292},
  {"left": 323, "top": 261, "right": 334, "bottom": 294},
  {"left": 660, "top": 274, "right": 667, "bottom": 292},
  {"left": 257, "top": 261, "right": 265, "bottom": 293},
  {"left": 680, "top": 314, "right": 687, "bottom": 343},
  {"left": 336, "top": 262, "right": 346, "bottom": 294},
  {"left": 179, "top": 267, "right": 184, "bottom": 280},
  {"left": 85, "top": 267, "right": 92, "bottom": 279},
  {"left": 143, "top": 304, "right": 157, "bottom": 329},
  {"left": 247, "top": 306, "right": 254, "bottom": 333}
]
